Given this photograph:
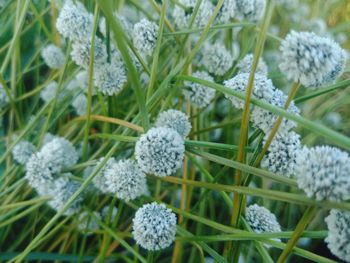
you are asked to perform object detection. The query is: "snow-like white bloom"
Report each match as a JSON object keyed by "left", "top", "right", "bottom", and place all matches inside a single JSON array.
[
  {"left": 132, "top": 19, "right": 158, "bottom": 57},
  {"left": 155, "top": 109, "right": 192, "bottom": 138},
  {"left": 183, "top": 71, "right": 215, "bottom": 109},
  {"left": 105, "top": 159, "right": 147, "bottom": 201},
  {"left": 99, "top": 14, "right": 132, "bottom": 38},
  {"left": 41, "top": 44, "right": 65, "bottom": 69},
  {"left": 43, "top": 132, "right": 59, "bottom": 145},
  {"left": 279, "top": 31, "right": 346, "bottom": 88},
  {"left": 71, "top": 37, "right": 107, "bottom": 69},
  {"left": 201, "top": 43, "right": 233, "bottom": 76},
  {"left": 216, "top": 0, "right": 236, "bottom": 24},
  {"left": 325, "top": 209, "right": 350, "bottom": 262},
  {"left": 135, "top": 127, "right": 185, "bottom": 177},
  {"left": 12, "top": 140, "right": 36, "bottom": 165},
  {"left": 296, "top": 146, "right": 350, "bottom": 201},
  {"left": 56, "top": 0, "right": 93, "bottom": 41},
  {"left": 101, "top": 206, "right": 118, "bottom": 222},
  {"left": 0, "top": 84, "right": 9, "bottom": 109},
  {"left": 77, "top": 211, "right": 101, "bottom": 233},
  {"left": 261, "top": 131, "right": 301, "bottom": 177},
  {"left": 40, "top": 81, "right": 60, "bottom": 103},
  {"left": 25, "top": 154, "right": 54, "bottom": 188},
  {"left": 235, "top": 0, "right": 266, "bottom": 22},
  {"left": 75, "top": 70, "right": 97, "bottom": 95},
  {"left": 237, "top": 54, "right": 268, "bottom": 75},
  {"left": 92, "top": 157, "right": 117, "bottom": 193},
  {"left": 72, "top": 93, "right": 87, "bottom": 116},
  {"left": 224, "top": 73, "right": 275, "bottom": 109},
  {"left": 94, "top": 61, "right": 127, "bottom": 96},
  {"left": 246, "top": 204, "right": 281, "bottom": 236},
  {"left": 133, "top": 202, "right": 177, "bottom": 251}
]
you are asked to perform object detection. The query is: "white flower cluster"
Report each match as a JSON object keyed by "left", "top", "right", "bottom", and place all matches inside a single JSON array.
[
  {"left": 215, "top": 0, "right": 236, "bottom": 24},
  {"left": 135, "top": 127, "right": 185, "bottom": 177},
  {"left": 132, "top": 18, "right": 158, "bottom": 57},
  {"left": 155, "top": 109, "right": 192, "bottom": 138},
  {"left": 40, "top": 81, "right": 60, "bottom": 103},
  {"left": 237, "top": 54, "right": 268, "bottom": 75},
  {"left": 296, "top": 146, "right": 350, "bottom": 201},
  {"left": 132, "top": 202, "right": 177, "bottom": 251},
  {"left": 183, "top": 71, "right": 215, "bottom": 109},
  {"left": 235, "top": 0, "right": 266, "bottom": 22},
  {"left": 201, "top": 43, "right": 234, "bottom": 76},
  {"left": 279, "top": 31, "right": 346, "bottom": 88},
  {"left": 41, "top": 44, "right": 65, "bottom": 69},
  {"left": 99, "top": 14, "right": 132, "bottom": 38},
  {"left": 325, "top": 209, "right": 350, "bottom": 262},
  {"left": 91, "top": 157, "right": 117, "bottom": 193},
  {"left": 12, "top": 140, "right": 36, "bottom": 165},
  {"left": 246, "top": 204, "right": 281, "bottom": 236},
  {"left": 72, "top": 93, "right": 87, "bottom": 116}
]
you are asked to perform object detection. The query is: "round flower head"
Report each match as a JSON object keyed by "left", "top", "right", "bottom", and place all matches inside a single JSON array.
[
  {"left": 215, "top": 0, "right": 237, "bottom": 24},
  {"left": 12, "top": 140, "right": 36, "bottom": 165},
  {"left": 155, "top": 109, "right": 192, "bottom": 138},
  {"left": 92, "top": 157, "right": 117, "bottom": 193},
  {"left": 261, "top": 131, "right": 301, "bottom": 177},
  {"left": 132, "top": 19, "right": 158, "bottom": 57},
  {"left": 237, "top": 54, "right": 268, "bottom": 75},
  {"left": 101, "top": 206, "right": 118, "bottom": 222},
  {"left": 71, "top": 37, "right": 107, "bottom": 69},
  {"left": 56, "top": 0, "right": 93, "bottom": 41},
  {"left": 99, "top": 14, "right": 132, "bottom": 38},
  {"left": 40, "top": 81, "right": 60, "bottom": 103},
  {"left": 235, "top": 0, "right": 266, "bottom": 22},
  {"left": 77, "top": 211, "right": 101, "bottom": 234},
  {"left": 183, "top": 71, "right": 215, "bottom": 109},
  {"left": 37, "top": 137, "right": 79, "bottom": 174},
  {"left": 325, "top": 209, "right": 350, "bottom": 262},
  {"left": 246, "top": 204, "right": 281, "bottom": 235},
  {"left": 72, "top": 93, "right": 87, "bottom": 116},
  {"left": 135, "top": 127, "right": 185, "bottom": 177},
  {"left": 75, "top": 70, "right": 97, "bottom": 95},
  {"left": 279, "top": 31, "right": 346, "bottom": 88},
  {"left": 25, "top": 154, "right": 54, "bottom": 188},
  {"left": 296, "top": 146, "right": 350, "bottom": 201},
  {"left": 41, "top": 44, "right": 65, "bottom": 69},
  {"left": 251, "top": 89, "right": 300, "bottom": 134},
  {"left": 0, "top": 84, "right": 9, "bottom": 109},
  {"left": 94, "top": 61, "right": 127, "bottom": 96},
  {"left": 132, "top": 202, "right": 177, "bottom": 251},
  {"left": 201, "top": 43, "right": 233, "bottom": 76},
  {"left": 105, "top": 159, "right": 147, "bottom": 201},
  {"left": 43, "top": 132, "right": 59, "bottom": 145},
  {"left": 224, "top": 73, "right": 275, "bottom": 109}
]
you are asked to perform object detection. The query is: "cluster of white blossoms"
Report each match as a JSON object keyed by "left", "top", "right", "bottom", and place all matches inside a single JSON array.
[
  {"left": 72, "top": 93, "right": 87, "bottom": 116},
  {"left": 237, "top": 54, "right": 268, "bottom": 75},
  {"left": 201, "top": 43, "right": 234, "bottom": 76},
  {"left": 41, "top": 44, "right": 65, "bottom": 69},
  {"left": 99, "top": 13, "right": 132, "bottom": 39},
  {"left": 235, "top": 0, "right": 266, "bottom": 22},
  {"left": 12, "top": 140, "right": 36, "bottom": 165},
  {"left": 183, "top": 71, "right": 215, "bottom": 109},
  {"left": 132, "top": 202, "right": 177, "bottom": 251},
  {"left": 135, "top": 127, "right": 185, "bottom": 177},
  {"left": 40, "top": 81, "right": 59, "bottom": 103},
  {"left": 279, "top": 31, "right": 346, "bottom": 88},
  {"left": 132, "top": 18, "right": 159, "bottom": 58},
  {"left": 91, "top": 157, "right": 117, "bottom": 193},
  {"left": 155, "top": 109, "right": 192, "bottom": 138}
]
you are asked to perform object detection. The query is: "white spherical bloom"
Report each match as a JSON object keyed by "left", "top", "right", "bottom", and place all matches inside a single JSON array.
[
  {"left": 183, "top": 71, "right": 215, "bottom": 109},
  {"left": 135, "top": 127, "right": 185, "bottom": 177},
  {"left": 75, "top": 70, "right": 97, "bottom": 95},
  {"left": 77, "top": 211, "right": 101, "bottom": 233},
  {"left": 296, "top": 146, "right": 350, "bottom": 201},
  {"left": 72, "top": 93, "right": 87, "bottom": 116},
  {"left": 132, "top": 19, "right": 158, "bottom": 57},
  {"left": 40, "top": 81, "right": 59, "bottom": 103},
  {"left": 216, "top": 0, "right": 237, "bottom": 24},
  {"left": 201, "top": 43, "right": 233, "bottom": 76},
  {"left": 101, "top": 206, "right": 118, "bottom": 222},
  {"left": 173, "top": 0, "right": 214, "bottom": 29},
  {"left": 92, "top": 157, "right": 117, "bottom": 193},
  {"left": 235, "top": 0, "right": 266, "bottom": 22},
  {"left": 279, "top": 31, "right": 346, "bottom": 88},
  {"left": 38, "top": 137, "right": 79, "bottom": 174},
  {"left": 237, "top": 54, "right": 268, "bottom": 75},
  {"left": 71, "top": 37, "right": 107, "bottom": 69},
  {"left": 43, "top": 132, "right": 59, "bottom": 145},
  {"left": 105, "top": 159, "right": 147, "bottom": 201},
  {"left": 99, "top": 14, "right": 132, "bottom": 38},
  {"left": 246, "top": 204, "right": 281, "bottom": 236},
  {"left": 41, "top": 44, "right": 65, "bottom": 69},
  {"left": 261, "top": 131, "right": 301, "bottom": 177},
  {"left": 0, "top": 84, "right": 9, "bottom": 109},
  {"left": 132, "top": 202, "right": 177, "bottom": 251},
  {"left": 224, "top": 73, "right": 275, "bottom": 109},
  {"left": 94, "top": 61, "right": 127, "bottom": 96},
  {"left": 56, "top": 0, "right": 93, "bottom": 41},
  {"left": 155, "top": 109, "right": 192, "bottom": 138},
  {"left": 12, "top": 140, "right": 36, "bottom": 165},
  {"left": 251, "top": 89, "right": 300, "bottom": 134},
  {"left": 325, "top": 209, "right": 350, "bottom": 262},
  {"left": 25, "top": 154, "right": 54, "bottom": 188}
]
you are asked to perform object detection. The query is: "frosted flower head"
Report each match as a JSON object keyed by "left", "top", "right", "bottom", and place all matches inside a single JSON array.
[
  {"left": 105, "top": 159, "right": 147, "bottom": 201},
  {"left": 92, "top": 157, "right": 117, "bottom": 193},
  {"left": 56, "top": 0, "right": 93, "bottom": 41},
  {"left": 201, "top": 43, "right": 233, "bottom": 76},
  {"left": 279, "top": 31, "right": 346, "bottom": 88},
  {"left": 325, "top": 209, "right": 350, "bottom": 262},
  {"left": 76, "top": 70, "right": 97, "bottom": 95},
  {"left": 37, "top": 137, "right": 79, "bottom": 174},
  {"left": 72, "top": 93, "right": 87, "bottom": 116},
  {"left": 94, "top": 61, "right": 127, "bottom": 96},
  {"left": 40, "top": 81, "right": 60, "bottom": 103},
  {"left": 132, "top": 202, "right": 177, "bottom": 251},
  {"left": 261, "top": 131, "right": 301, "bottom": 177},
  {"left": 155, "top": 109, "right": 192, "bottom": 138},
  {"left": 237, "top": 54, "right": 268, "bottom": 75},
  {"left": 12, "top": 140, "right": 36, "bottom": 165},
  {"left": 41, "top": 44, "right": 65, "bottom": 69},
  {"left": 235, "top": 0, "right": 266, "bottom": 22},
  {"left": 296, "top": 146, "right": 350, "bottom": 201},
  {"left": 135, "top": 127, "right": 185, "bottom": 177},
  {"left": 99, "top": 14, "right": 132, "bottom": 38},
  {"left": 71, "top": 37, "right": 107, "bottom": 69},
  {"left": 183, "top": 71, "right": 215, "bottom": 109},
  {"left": 25, "top": 154, "right": 54, "bottom": 188},
  {"left": 43, "top": 132, "right": 59, "bottom": 145},
  {"left": 77, "top": 211, "right": 101, "bottom": 234},
  {"left": 246, "top": 204, "right": 281, "bottom": 235},
  {"left": 224, "top": 73, "right": 275, "bottom": 109},
  {"left": 132, "top": 19, "right": 158, "bottom": 57},
  {"left": 215, "top": 0, "right": 237, "bottom": 24},
  {"left": 0, "top": 84, "right": 9, "bottom": 109}
]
